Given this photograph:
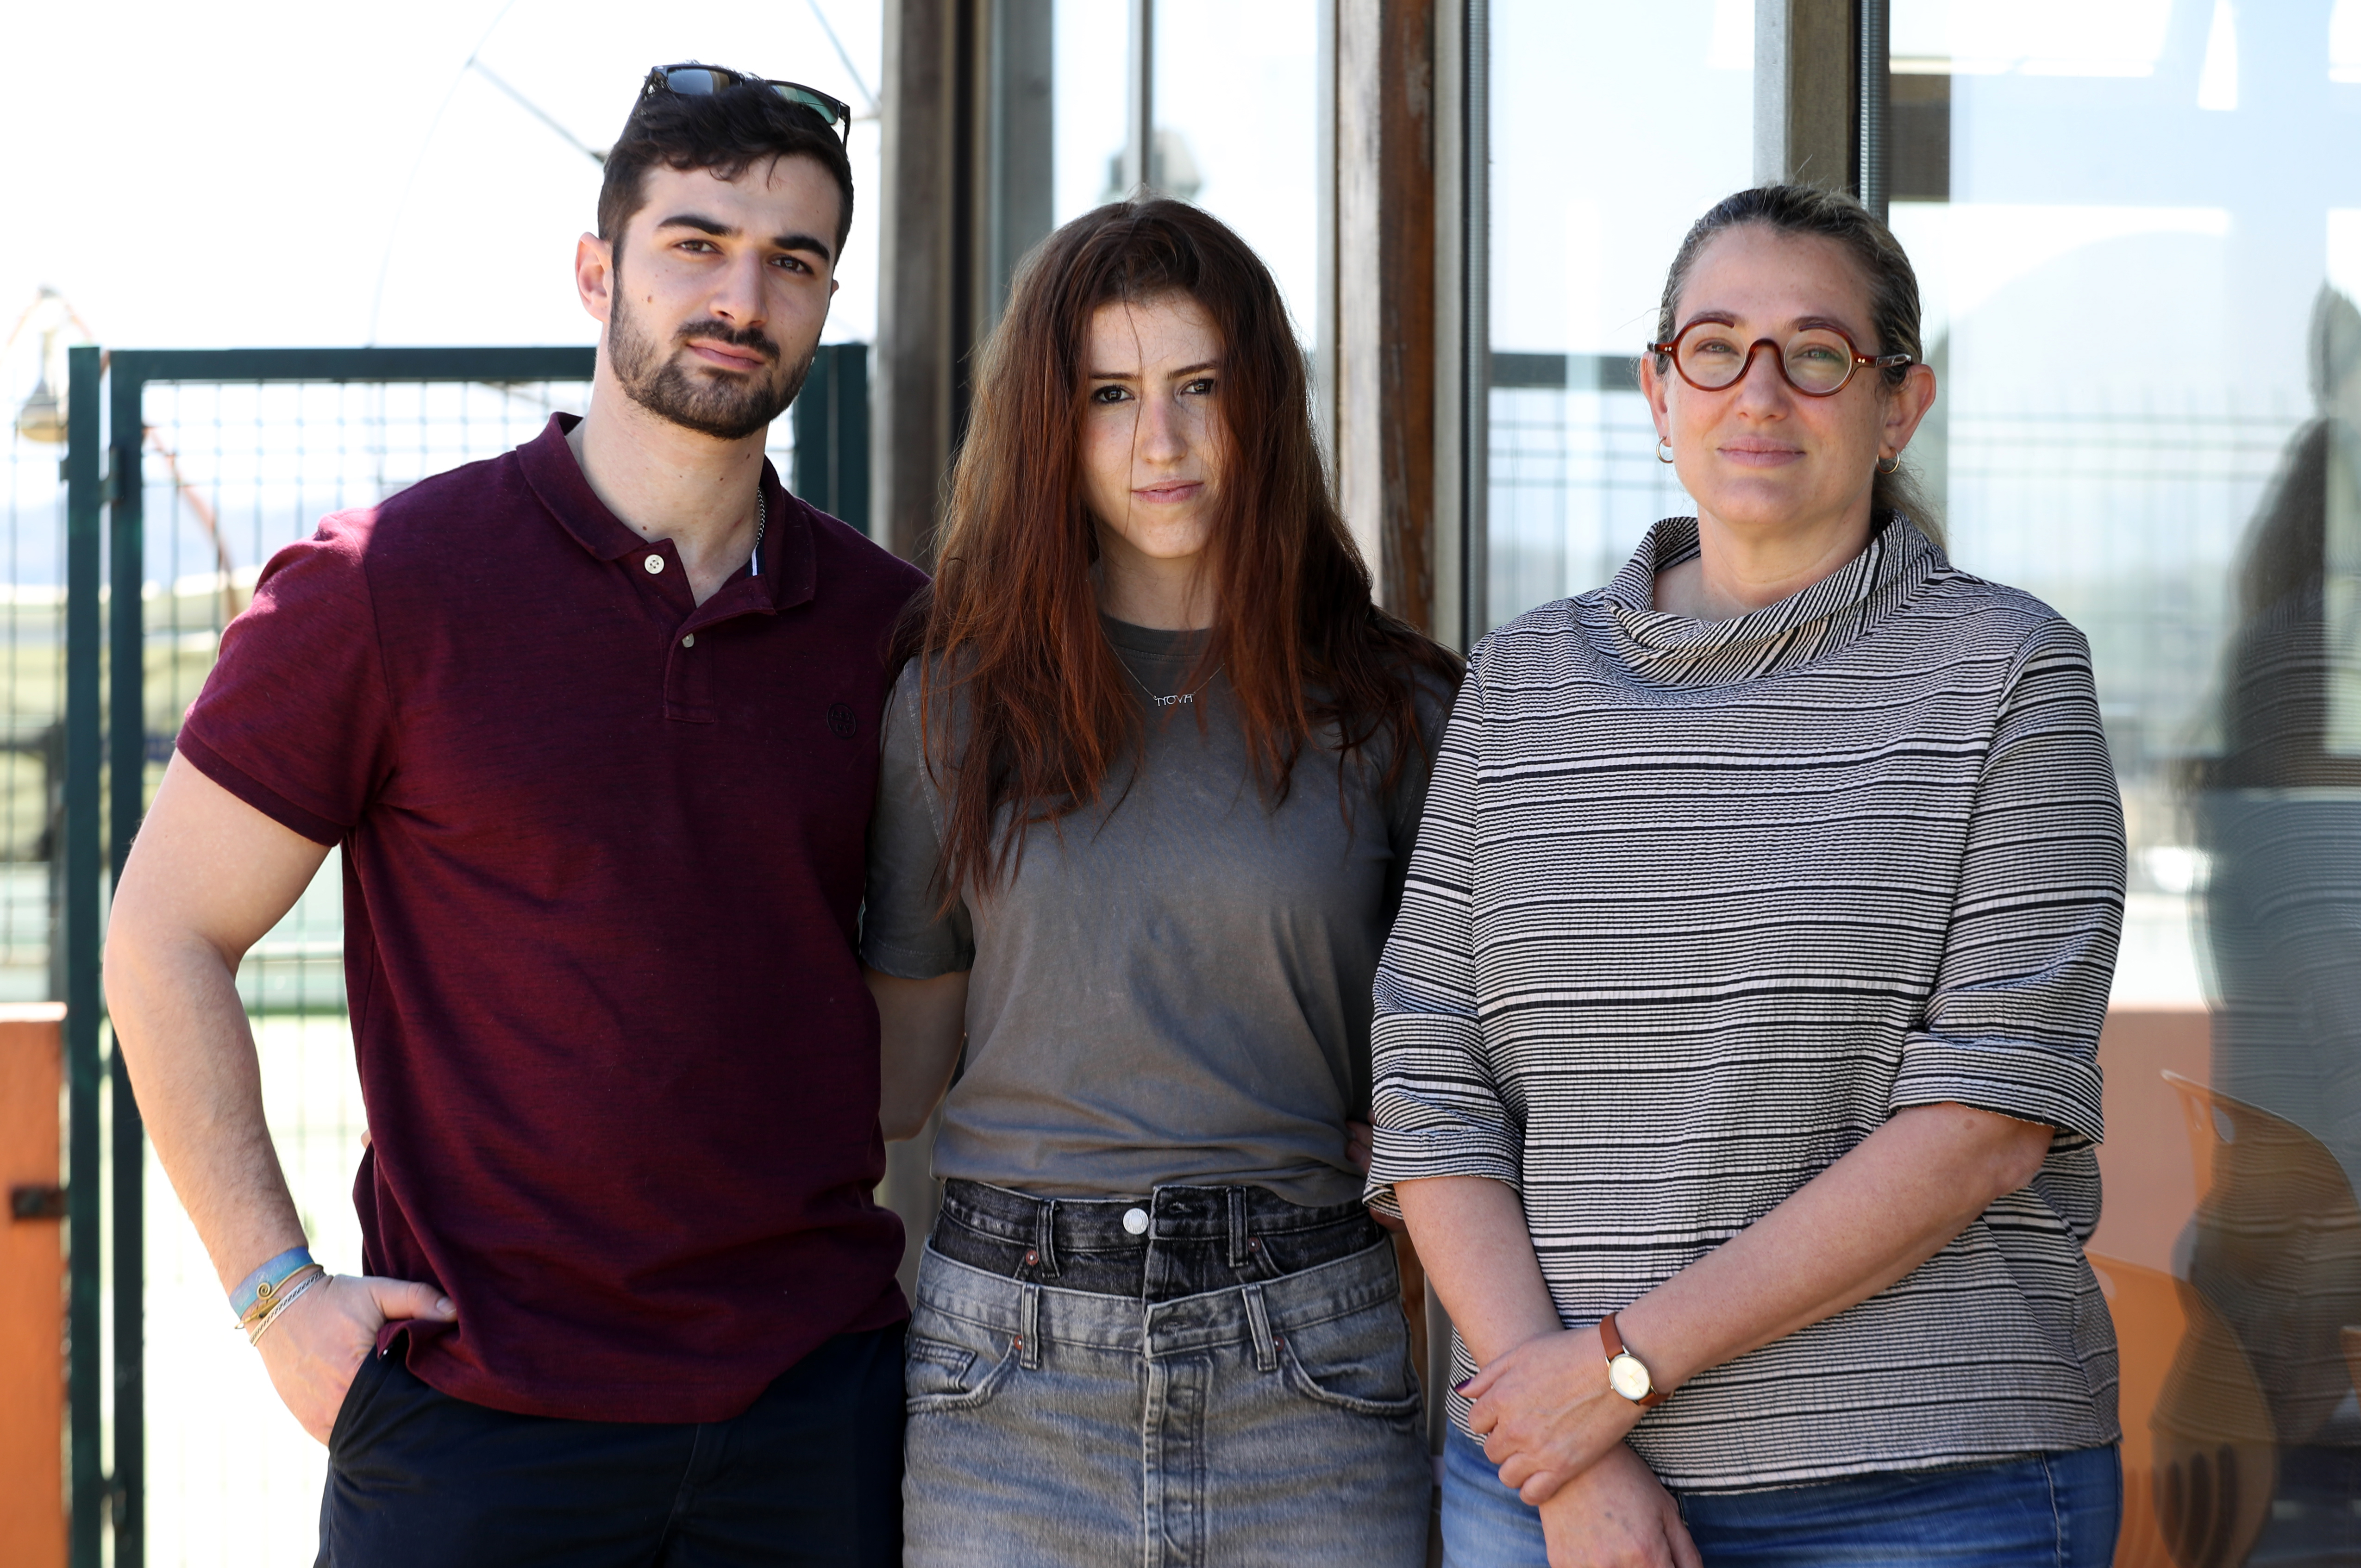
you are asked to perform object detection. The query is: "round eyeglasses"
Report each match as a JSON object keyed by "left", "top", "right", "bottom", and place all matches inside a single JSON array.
[
  {"left": 641, "top": 63, "right": 853, "bottom": 144},
  {"left": 1648, "top": 320, "right": 1914, "bottom": 398}
]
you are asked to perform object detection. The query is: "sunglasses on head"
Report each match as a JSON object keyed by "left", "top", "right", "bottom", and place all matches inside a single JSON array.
[{"left": 640, "top": 63, "right": 852, "bottom": 144}]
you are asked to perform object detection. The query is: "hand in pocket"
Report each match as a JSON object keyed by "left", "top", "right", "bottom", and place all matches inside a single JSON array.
[{"left": 255, "top": 1274, "right": 457, "bottom": 1444}]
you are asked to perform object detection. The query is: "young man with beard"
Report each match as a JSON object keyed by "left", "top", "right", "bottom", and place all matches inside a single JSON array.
[{"left": 102, "top": 68, "right": 923, "bottom": 1566}]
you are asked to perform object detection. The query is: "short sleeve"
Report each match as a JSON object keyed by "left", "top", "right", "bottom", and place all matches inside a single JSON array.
[
  {"left": 176, "top": 515, "right": 395, "bottom": 847},
  {"left": 1381, "top": 664, "right": 1461, "bottom": 917},
  {"left": 859, "top": 666, "right": 975, "bottom": 978},
  {"left": 1364, "top": 654, "right": 1524, "bottom": 1217},
  {"left": 1889, "top": 619, "right": 2125, "bottom": 1145}
]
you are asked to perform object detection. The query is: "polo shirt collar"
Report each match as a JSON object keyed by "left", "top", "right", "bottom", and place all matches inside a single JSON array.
[{"left": 517, "top": 413, "right": 815, "bottom": 612}]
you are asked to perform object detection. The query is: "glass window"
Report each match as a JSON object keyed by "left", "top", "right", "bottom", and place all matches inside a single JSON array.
[
  {"left": 1053, "top": 0, "right": 1132, "bottom": 226},
  {"left": 1046, "top": 2, "right": 1320, "bottom": 345},
  {"left": 1891, "top": 6, "right": 2361, "bottom": 1560},
  {"left": 1485, "top": 0, "right": 1755, "bottom": 628},
  {"left": 1152, "top": 3, "right": 1322, "bottom": 342},
  {"left": 1888, "top": 0, "right": 2361, "bottom": 1010}
]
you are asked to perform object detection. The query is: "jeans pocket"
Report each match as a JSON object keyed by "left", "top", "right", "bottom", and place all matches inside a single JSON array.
[
  {"left": 904, "top": 1328, "right": 1019, "bottom": 1414},
  {"left": 1277, "top": 1301, "right": 1423, "bottom": 1420}
]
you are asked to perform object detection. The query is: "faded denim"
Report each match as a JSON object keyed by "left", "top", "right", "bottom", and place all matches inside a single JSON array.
[{"left": 902, "top": 1181, "right": 1432, "bottom": 1567}]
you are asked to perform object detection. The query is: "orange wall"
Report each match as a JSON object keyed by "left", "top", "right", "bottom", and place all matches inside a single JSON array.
[{"left": 0, "top": 1006, "right": 67, "bottom": 1568}]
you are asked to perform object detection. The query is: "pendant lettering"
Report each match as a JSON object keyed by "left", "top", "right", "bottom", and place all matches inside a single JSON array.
[{"left": 1151, "top": 693, "right": 1194, "bottom": 708}]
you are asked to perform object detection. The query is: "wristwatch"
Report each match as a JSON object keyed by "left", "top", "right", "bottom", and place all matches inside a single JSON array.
[{"left": 1600, "top": 1312, "right": 1668, "bottom": 1408}]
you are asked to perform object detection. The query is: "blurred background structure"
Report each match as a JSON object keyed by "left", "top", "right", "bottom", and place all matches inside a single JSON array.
[{"left": 5, "top": 1, "right": 2361, "bottom": 1564}]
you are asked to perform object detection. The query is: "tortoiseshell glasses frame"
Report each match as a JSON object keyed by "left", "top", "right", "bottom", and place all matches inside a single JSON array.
[{"left": 1647, "top": 319, "right": 1915, "bottom": 398}]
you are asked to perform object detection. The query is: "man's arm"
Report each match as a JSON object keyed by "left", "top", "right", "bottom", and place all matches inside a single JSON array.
[{"left": 105, "top": 753, "right": 453, "bottom": 1443}]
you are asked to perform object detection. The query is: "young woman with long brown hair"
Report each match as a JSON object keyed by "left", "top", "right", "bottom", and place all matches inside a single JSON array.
[{"left": 860, "top": 199, "right": 1457, "bottom": 1565}]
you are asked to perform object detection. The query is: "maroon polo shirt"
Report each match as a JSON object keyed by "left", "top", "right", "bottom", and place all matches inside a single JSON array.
[{"left": 178, "top": 414, "right": 926, "bottom": 1422}]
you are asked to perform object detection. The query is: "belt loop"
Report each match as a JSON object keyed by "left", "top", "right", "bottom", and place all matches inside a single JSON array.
[
  {"left": 1227, "top": 1187, "right": 1249, "bottom": 1270},
  {"left": 1018, "top": 1281, "right": 1043, "bottom": 1370},
  {"left": 1242, "top": 1281, "right": 1277, "bottom": 1374},
  {"left": 1036, "top": 1198, "right": 1061, "bottom": 1280}
]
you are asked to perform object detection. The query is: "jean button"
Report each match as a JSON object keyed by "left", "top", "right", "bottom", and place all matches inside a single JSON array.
[{"left": 1122, "top": 1207, "right": 1150, "bottom": 1236}]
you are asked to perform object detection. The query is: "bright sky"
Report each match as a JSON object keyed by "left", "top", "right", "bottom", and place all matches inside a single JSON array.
[{"left": 0, "top": 0, "right": 885, "bottom": 355}]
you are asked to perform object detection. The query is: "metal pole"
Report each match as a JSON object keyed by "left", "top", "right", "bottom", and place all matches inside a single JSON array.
[
  {"left": 63, "top": 346, "right": 104, "bottom": 1568},
  {"left": 107, "top": 368, "right": 148, "bottom": 1568},
  {"left": 1123, "top": 0, "right": 1155, "bottom": 193},
  {"left": 1857, "top": 0, "right": 1889, "bottom": 220}
]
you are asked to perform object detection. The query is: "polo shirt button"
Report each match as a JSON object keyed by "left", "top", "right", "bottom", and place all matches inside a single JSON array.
[
  {"left": 681, "top": 634, "right": 695, "bottom": 648},
  {"left": 643, "top": 553, "right": 665, "bottom": 575},
  {"left": 1122, "top": 1207, "right": 1149, "bottom": 1236}
]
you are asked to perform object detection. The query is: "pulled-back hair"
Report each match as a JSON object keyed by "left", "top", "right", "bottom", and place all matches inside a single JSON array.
[
  {"left": 1652, "top": 184, "right": 1939, "bottom": 536},
  {"left": 906, "top": 198, "right": 1460, "bottom": 899},
  {"left": 597, "top": 75, "right": 855, "bottom": 256}
]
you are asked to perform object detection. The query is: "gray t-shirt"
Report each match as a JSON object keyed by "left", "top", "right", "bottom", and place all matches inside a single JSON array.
[{"left": 862, "top": 618, "right": 1451, "bottom": 1205}]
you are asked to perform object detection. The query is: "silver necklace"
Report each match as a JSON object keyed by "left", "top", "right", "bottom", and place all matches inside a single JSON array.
[
  {"left": 750, "top": 489, "right": 766, "bottom": 577},
  {"left": 1119, "top": 654, "right": 1223, "bottom": 709}
]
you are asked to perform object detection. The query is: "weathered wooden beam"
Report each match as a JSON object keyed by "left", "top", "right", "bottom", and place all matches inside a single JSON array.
[
  {"left": 876, "top": 0, "right": 963, "bottom": 564},
  {"left": 1334, "top": 0, "right": 1440, "bottom": 634},
  {"left": 1754, "top": 0, "right": 1859, "bottom": 190}
]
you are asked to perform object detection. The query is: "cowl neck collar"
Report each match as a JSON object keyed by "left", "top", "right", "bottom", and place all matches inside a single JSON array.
[{"left": 1582, "top": 513, "right": 1945, "bottom": 689}]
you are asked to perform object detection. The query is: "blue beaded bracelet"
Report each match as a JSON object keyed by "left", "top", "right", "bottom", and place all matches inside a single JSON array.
[{"left": 229, "top": 1246, "right": 315, "bottom": 1322}]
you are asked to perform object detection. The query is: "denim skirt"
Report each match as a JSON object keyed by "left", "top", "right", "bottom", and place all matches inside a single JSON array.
[{"left": 901, "top": 1180, "right": 1432, "bottom": 1567}]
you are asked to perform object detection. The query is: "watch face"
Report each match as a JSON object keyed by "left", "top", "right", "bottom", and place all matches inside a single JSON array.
[{"left": 1608, "top": 1353, "right": 1653, "bottom": 1402}]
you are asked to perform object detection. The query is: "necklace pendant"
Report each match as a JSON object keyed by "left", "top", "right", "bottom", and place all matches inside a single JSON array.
[{"left": 1153, "top": 692, "right": 1191, "bottom": 708}]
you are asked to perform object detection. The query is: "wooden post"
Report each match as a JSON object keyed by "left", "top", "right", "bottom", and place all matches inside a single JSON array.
[
  {"left": 875, "top": 0, "right": 967, "bottom": 564},
  {"left": 1333, "top": 0, "right": 1440, "bottom": 634},
  {"left": 0, "top": 1005, "right": 69, "bottom": 1568},
  {"left": 1754, "top": 0, "right": 1859, "bottom": 190}
]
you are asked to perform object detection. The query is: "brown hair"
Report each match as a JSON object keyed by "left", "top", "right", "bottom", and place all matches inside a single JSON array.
[
  {"left": 1651, "top": 183, "right": 1941, "bottom": 538},
  {"left": 904, "top": 198, "right": 1460, "bottom": 899}
]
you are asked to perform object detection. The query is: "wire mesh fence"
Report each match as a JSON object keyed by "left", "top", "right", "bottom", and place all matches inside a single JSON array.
[
  {"left": 134, "top": 375, "right": 552, "bottom": 1564},
  {"left": 129, "top": 371, "right": 796, "bottom": 1567},
  {"left": 13, "top": 351, "right": 810, "bottom": 1567}
]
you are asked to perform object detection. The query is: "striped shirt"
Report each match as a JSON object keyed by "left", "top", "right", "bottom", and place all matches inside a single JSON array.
[{"left": 1365, "top": 516, "right": 2125, "bottom": 1492}]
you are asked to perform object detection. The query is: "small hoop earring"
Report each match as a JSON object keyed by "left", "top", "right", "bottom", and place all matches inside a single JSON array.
[
  {"left": 1876, "top": 454, "right": 1901, "bottom": 475},
  {"left": 1657, "top": 438, "right": 1675, "bottom": 464}
]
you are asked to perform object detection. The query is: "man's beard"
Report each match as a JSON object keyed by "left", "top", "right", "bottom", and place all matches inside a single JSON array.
[{"left": 608, "top": 286, "right": 813, "bottom": 442}]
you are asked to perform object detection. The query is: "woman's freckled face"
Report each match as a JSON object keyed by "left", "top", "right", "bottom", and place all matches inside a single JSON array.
[{"left": 1078, "top": 293, "right": 1227, "bottom": 573}]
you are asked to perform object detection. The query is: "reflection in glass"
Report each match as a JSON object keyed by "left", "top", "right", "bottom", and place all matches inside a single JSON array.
[
  {"left": 1484, "top": 0, "right": 1752, "bottom": 627},
  {"left": 2179, "top": 287, "right": 2361, "bottom": 1567},
  {"left": 1888, "top": 1, "right": 2361, "bottom": 1559}
]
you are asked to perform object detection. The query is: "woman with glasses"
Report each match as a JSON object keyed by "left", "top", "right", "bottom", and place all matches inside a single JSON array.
[
  {"left": 862, "top": 199, "right": 1454, "bottom": 1566},
  {"left": 1371, "top": 184, "right": 2125, "bottom": 1567}
]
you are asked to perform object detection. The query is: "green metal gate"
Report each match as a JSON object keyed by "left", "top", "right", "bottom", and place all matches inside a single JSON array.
[{"left": 55, "top": 342, "right": 868, "bottom": 1567}]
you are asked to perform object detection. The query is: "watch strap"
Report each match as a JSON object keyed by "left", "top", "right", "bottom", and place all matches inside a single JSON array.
[{"left": 1600, "top": 1312, "right": 1669, "bottom": 1408}]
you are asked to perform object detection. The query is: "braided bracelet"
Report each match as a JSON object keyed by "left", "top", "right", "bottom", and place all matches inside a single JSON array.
[{"left": 244, "top": 1266, "right": 329, "bottom": 1345}]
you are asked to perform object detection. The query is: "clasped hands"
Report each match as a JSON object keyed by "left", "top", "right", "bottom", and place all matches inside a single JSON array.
[{"left": 1461, "top": 1327, "right": 1702, "bottom": 1568}]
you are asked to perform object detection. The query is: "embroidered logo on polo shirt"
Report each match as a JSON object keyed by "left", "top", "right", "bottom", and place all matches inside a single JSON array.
[{"left": 827, "top": 703, "right": 858, "bottom": 739}]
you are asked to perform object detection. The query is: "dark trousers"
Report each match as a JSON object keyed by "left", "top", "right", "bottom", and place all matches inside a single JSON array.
[{"left": 317, "top": 1324, "right": 905, "bottom": 1568}]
